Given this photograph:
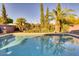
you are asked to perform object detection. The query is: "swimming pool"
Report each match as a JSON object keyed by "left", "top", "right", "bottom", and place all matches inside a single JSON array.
[{"left": 0, "top": 34, "right": 79, "bottom": 56}]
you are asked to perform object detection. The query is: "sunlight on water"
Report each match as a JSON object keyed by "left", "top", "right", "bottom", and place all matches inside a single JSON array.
[
  {"left": 6, "top": 51, "right": 12, "bottom": 55},
  {"left": 0, "top": 36, "right": 27, "bottom": 50}
]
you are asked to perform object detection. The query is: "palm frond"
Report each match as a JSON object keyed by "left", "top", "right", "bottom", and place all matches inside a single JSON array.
[
  {"left": 63, "top": 8, "right": 75, "bottom": 13},
  {"left": 48, "top": 10, "right": 57, "bottom": 20},
  {"left": 66, "top": 14, "right": 77, "bottom": 17},
  {"left": 53, "top": 9, "right": 58, "bottom": 16}
]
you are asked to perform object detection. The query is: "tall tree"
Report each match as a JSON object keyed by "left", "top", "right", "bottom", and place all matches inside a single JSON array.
[
  {"left": 45, "top": 7, "right": 49, "bottom": 29},
  {"left": 40, "top": 3, "right": 45, "bottom": 26},
  {"left": 1, "top": 4, "right": 8, "bottom": 24},
  {"left": 50, "top": 3, "right": 76, "bottom": 32},
  {"left": 7, "top": 18, "right": 13, "bottom": 23}
]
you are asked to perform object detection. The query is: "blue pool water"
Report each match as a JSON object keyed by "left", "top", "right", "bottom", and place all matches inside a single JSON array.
[{"left": 0, "top": 34, "right": 79, "bottom": 56}]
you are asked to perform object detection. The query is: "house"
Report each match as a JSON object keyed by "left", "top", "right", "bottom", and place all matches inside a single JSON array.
[
  {"left": 0, "top": 24, "right": 16, "bottom": 33},
  {"left": 69, "top": 25, "right": 79, "bottom": 34},
  {"left": 69, "top": 25, "right": 79, "bottom": 31}
]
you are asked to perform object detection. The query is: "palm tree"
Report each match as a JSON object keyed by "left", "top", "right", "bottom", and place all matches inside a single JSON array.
[{"left": 49, "top": 3, "right": 76, "bottom": 32}]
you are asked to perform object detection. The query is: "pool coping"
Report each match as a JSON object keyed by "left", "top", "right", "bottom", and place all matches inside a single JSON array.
[{"left": 0, "top": 33, "right": 12, "bottom": 38}]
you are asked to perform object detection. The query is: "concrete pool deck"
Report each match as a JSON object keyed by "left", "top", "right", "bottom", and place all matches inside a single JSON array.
[
  {"left": 12, "top": 32, "right": 53, "bottom": 36},
  {"left": 0, "top": 32, "right": 79, "bottom": 38},
  {"left": 0, "top": 32, "right": 53, "bottom": 38}
]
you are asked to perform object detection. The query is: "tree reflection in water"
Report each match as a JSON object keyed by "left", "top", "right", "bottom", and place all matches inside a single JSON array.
[
  {"left": 40, "top": 36, "right": 49, "bottom": 55},
  {"left": 38, "top": 35, "right": 75, "bottom": 56}
]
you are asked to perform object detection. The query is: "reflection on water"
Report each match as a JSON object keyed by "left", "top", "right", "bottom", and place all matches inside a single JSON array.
[
  {"left": 0, "top": 35, "right": 15, "bottom": 55},
  {"left": 0, "top": 35, "right": 79, "bottom": 56},
  {"left": 36, "top": 36, "right": 78, "bottom": 55},
  {"left": 0, "top": 35, "right": 28, "bottom": 55},
  {"left": 0, "top": 35, "right": 27, "bottom": 50}
]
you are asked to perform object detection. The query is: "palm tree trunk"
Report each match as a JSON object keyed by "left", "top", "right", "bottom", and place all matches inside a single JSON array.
[{"left": 59, "top": 20, "right": 62, "bottom": 32}]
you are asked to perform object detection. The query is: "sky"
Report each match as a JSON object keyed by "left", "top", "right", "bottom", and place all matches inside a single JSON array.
[{"left": 0, "top": 3, "right": 79, "bottom": 23}]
